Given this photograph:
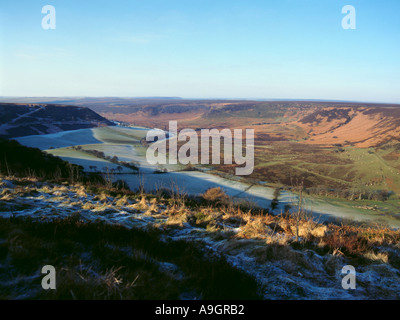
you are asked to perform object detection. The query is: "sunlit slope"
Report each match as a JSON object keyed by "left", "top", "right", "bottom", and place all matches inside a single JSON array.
[{"left": 295, "top": 107, "right": 400, "bottom": 148}]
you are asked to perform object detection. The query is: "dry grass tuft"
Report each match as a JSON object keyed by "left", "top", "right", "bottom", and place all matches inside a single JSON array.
[
  {"left": 287, "top": 220, "right": 328, "bottom": 240},
  {"left": 0, "top": 193, "right": 14, "bottom": 201},
  {"left": 130, "top": 196, "right": 148, "bottom": 211},
  {"left": 363, "top": 251, "right": 389, "bottom": 264},
  {"left": 237, "top": 215, "right": 273, "bottom": 239},
  {"left": 144, "top": 198, "right": 159, "bottom": 215},
  {"left": 165, "top": 211, "right": 190, "bottom": 227},
  {"left": 192, "top": 209, "right": 220, "bottom": 229},
  {"left": 93, "top": 192, "right": 109, "bottom": 202},
  {"left": 202, "top": 187, "right": 229, "bottom": 205},
  {"left": 75, "top": 186, "right": 87, "bottom": 198},
  {"left": 115, "top": 195, "right": 129, "bottom": 207}
]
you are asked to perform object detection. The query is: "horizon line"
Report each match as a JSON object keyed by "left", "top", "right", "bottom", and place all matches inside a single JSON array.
[{"left": 1, "top": 96, "right": 400, "bottom": 105}]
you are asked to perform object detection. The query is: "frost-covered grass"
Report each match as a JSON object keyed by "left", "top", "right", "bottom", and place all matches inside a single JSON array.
[
  {"left": 15, "top": 126, "right": 148, "bottom": 151},
  {"left": 1, "top": 176, "right": 400, "bottom": 299},
  {"left": 0, "top": 217, "right": 260, "bottom": 300}
]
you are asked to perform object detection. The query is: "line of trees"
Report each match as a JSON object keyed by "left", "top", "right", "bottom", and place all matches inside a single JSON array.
[
  {"left": 0, "top": 138, "right": 85, "bottom": 183},
  {"left": 72, "top": 146, "right": 139, "bottom": 172},
  {"left": 303, "top": 185, "right": 394, "bottom": 201}
]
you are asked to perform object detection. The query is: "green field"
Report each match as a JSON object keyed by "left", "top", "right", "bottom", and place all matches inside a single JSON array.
[{"left": 241, "top": 142, "right": 400, "bottom": 194}]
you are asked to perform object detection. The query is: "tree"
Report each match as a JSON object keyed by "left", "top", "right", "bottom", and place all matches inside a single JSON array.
[
  {"left": 110, "top": 156, "right": 119, "bottom": 164},
  {"left": 271, "top": 187, "right": 280, "bottom": 210}
]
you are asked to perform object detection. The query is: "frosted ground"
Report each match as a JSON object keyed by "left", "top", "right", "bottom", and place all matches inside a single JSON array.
[
  {"left": 1, "top": 179, "right": 400, "bottom": 299},
  {"left": 15, "top": 126, "right": 400, "bottom": 228}
]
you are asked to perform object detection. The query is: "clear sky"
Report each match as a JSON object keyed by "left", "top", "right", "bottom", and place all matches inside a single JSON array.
[{"left": 1, "top": 0, "right": 399, "bottom": 102}]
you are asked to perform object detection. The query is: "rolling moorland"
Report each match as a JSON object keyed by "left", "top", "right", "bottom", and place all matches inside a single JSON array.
[
  {"left": 8, "top": 97, "right": 399, "bottom": 191},
  {"left": 0, "top": 99, "right": 400, "bottom": 299},
  {"left": 6, "top": 97, "right": 399, "bottom": 218},
  {"left": 84, "top": 98, "right": 400, "bottom": 211}
]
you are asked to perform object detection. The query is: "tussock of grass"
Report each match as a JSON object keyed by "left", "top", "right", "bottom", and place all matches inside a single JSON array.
[
  {"left": 115, "top": 195, "right": 129, "bottom": 207},
  {"left": 201, "top": 187, "right": 229, "bottom": 205},
  {"left": 144, "top": 198, "right": 159, "bottom": 215},
  {"left": 75, "top": 186, "right": 87, "bottom": 198},
  {"left": 93, "top": 192, "right": 108, "bottom": 202},
  {"left": 165, "top": 211, "right": 189, "bottom": 227},
  {"left": 237, "top": 216, "right": 273, "bottom": 239},
  {"left": 363, "top": 251, "right": 389, "bottom": 264},
  {"left": 130, "top": 196, "right": 148, "bottom": 211}
]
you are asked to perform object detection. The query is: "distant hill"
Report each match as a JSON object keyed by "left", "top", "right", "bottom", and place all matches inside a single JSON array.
[
  {"left": 0, "top": 103, "right": 115, "bottom": 139},
  {"left": 78, "top": 98, "right": 400, "bottom": 148},
  {"left": 66, "top": 98, "right": 400, "bottom": 148},
  {"left": 2, "top": 98, "right": 400, "bottom": 148}
]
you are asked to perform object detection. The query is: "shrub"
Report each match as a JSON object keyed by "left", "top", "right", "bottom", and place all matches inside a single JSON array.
[
  {"left": 201, "top": 187, "right": 229, "bottom": 205},
  {"left": 112, "top": 180, "right": 130, "bottom": 191}
]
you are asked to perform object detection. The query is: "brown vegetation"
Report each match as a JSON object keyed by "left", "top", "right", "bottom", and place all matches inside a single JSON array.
[{"left": 1, "top": 175, "right": 400, "bottom": 299}]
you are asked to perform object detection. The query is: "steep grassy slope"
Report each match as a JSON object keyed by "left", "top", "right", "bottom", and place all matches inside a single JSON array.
[{"left": 0, "top": 138, "right": 84, "bottom": 180}]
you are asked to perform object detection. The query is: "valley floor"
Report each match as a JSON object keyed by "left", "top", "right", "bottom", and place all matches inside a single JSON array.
[{"left": 15, "top": 126, "right": 400, "bottom": 228}]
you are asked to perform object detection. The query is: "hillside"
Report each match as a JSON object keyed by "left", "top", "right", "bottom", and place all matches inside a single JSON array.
[
  {"left": 31, "top": 98, "right": 398, "bottom": 148},
  {"left": 2, "top": 98, "right": 400, "bottom": 194},
  {"left": 73, "top": 98, "right": 400, "bottom": 193},
  {"left": 0, "top": 103, "right": 114, "bottom": 139},
  {"left": 122, "top": 101, "right": 400, "bottom": 149},
  {"left": 0, "top": 138, "right": 87, "bottom": 181},
  {"left": 0, "top": 100, "right": 399, "bottom": 300},
  {"left": 4, "top": 98, "right": 400, "bottom": 149},
  {"left": 1, "top": 176, "right": 400, "bottom": 299}
]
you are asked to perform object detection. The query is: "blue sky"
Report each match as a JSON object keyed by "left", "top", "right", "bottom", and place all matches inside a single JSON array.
[{"left": 1, "top": 0, "right": 399, "bottom": 102}]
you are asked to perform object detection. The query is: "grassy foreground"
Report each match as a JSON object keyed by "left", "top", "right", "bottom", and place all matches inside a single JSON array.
[
  {"left": 1, "top": 176, "right": 400, "bottom": 299},
  {"left": 0, "top": 216, "right": 260, "bottom": 300}
]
